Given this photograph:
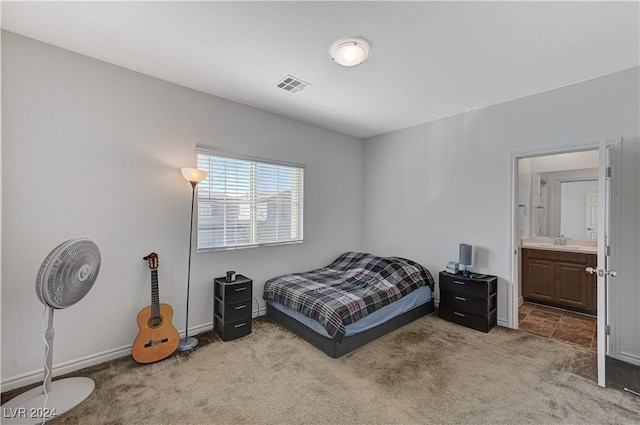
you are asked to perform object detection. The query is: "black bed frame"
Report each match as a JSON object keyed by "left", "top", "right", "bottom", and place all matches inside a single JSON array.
[{"left": 266, "top": 299, "right": 435, "bottom": 358}]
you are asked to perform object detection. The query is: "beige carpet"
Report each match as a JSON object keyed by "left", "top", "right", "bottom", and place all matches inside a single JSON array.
[{"left": 4, "top": 314, "right": 639, "bottom": 425}]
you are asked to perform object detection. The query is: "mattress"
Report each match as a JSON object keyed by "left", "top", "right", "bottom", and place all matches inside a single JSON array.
[
  {"left": 263, "top": 252, "right": 435, "bottom": 341},
  {"left": 267, "top": 285, "right": 432, "bottom": 338}
]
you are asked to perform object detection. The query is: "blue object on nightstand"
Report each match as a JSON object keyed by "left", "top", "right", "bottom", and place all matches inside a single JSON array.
[{"left": 446, "top": 261, "right": 459, "bottom": 274}]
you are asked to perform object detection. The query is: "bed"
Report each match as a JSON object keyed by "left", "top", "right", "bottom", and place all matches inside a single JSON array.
[{"left": 263, "top": 252, "right": 435, "bottom": 358}]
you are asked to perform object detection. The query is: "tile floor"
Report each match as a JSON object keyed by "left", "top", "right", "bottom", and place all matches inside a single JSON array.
[{"left": 519, "top": 302, "right": 597, "bottom": 351}]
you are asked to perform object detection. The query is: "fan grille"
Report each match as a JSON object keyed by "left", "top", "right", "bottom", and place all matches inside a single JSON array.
[{"left": 36, "top": 239, "right": 101, "bottom": 309}]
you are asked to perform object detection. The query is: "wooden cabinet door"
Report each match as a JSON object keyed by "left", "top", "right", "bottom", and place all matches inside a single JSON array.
[
  {"left": 523, "top": 258, "right": 555, "bottom": 302},
  {"left": 554, "top": 261, "right": 589, "bottom": 310}
]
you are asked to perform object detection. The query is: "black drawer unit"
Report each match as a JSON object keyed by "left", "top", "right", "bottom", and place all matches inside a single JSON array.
[
  {"left": 438, "top": 271, "right": 497, "bottom": 333},
  {"left": 214, "top": 275, "right": 253, "bottom": 341}
]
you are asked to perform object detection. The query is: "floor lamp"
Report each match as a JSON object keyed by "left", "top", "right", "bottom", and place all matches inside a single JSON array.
[{"left": 177, "top": 167, "right": 208, "bottom": 352}]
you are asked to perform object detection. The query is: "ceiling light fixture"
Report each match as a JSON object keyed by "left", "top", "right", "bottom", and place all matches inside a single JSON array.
[{"left": 330, "top": 38, "right": 370, "bottom": 67}]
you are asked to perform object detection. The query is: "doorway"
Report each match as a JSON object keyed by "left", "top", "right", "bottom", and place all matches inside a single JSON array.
[
  {"left": 517, "top": 150, "right": 599, "bottom": 346},
  {"left": 510, "top": 139, "right": 621, "bottom": 387}
]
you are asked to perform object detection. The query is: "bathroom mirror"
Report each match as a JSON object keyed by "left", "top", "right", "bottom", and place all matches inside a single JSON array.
[
  {"left": 531, "top": 168, "right": 598, "bottom": 239},
  {"left": 560, "top": 180, "right": 598, "bottom": 239}
]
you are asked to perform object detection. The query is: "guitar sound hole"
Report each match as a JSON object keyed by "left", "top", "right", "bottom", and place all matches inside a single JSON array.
[{"left": 148, "top": 316, "right": 163, "bottom": 328}]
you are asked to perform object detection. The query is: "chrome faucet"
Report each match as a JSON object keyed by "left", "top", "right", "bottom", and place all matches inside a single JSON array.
[{"left": 554, "top": 235, "right": 567, "bottom": 245}]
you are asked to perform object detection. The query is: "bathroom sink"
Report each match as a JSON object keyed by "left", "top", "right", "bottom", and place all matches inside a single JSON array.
[
  {"left": 522, "top": 242, "right": 596, "bottom": 253},
  {"left": 523, "top": 242, "right": 556, "bottom": 248}
]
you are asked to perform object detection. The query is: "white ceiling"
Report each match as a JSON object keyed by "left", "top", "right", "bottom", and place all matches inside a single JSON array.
[{"left": 2, "top": 1, "right": 639, "bottom": 139}]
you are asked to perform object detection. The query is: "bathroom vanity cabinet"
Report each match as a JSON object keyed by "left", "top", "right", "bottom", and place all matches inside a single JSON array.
[{"left": 521, "top": 248, "right": 597, "bottom": 314}]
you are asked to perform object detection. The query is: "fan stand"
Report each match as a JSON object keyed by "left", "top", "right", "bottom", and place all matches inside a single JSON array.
[{"left": 1, "top": 308, "right": 94, "bottom": 425}]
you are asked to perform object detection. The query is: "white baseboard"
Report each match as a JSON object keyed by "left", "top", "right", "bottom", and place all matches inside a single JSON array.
[
  {"left": 1, "top": 312, "right": 267, "bottom": 394},
  {"left": 1, "top": 343, "right": 133, "bottom": 393},
  {"left": 619, "top": 351, "right": 640, "bottom": 367},
  {"left": 186, "top": 322, "right": 214, "bottom": 336}
]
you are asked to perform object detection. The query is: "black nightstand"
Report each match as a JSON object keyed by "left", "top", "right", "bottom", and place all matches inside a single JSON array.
[
  {"left": 213, "top": 275, "right": 253, "bottom": 341},
  {"left": 438, "top": 271, "right": 497, "bottom": 333}
]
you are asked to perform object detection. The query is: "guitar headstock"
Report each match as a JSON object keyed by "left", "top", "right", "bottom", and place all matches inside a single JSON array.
[{"left": 143, "top": 252, "right": 159, "bottom": 270}]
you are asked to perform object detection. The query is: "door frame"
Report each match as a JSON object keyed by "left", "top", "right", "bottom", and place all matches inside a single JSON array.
[
  {"left": 509, "top": 139, "right": 621, "bottom": 384},
  {"left": 598, "top": 138, "right": 622, "bottom": 371}
]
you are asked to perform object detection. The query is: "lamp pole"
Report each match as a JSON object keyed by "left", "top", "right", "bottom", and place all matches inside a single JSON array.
[{"left": 178, "top": 168, "right": 208, "bottom": 352}]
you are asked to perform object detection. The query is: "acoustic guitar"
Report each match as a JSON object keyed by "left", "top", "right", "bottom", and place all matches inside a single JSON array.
[{"left": 132, "top": 252, "right": 180, "bottom": 363}]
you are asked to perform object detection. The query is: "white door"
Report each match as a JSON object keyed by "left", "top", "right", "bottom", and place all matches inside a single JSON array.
[
  {"left": 588, "top": 134, "right": 616, "bottom": 388},
  {"left": 585, "top": 191, "right": 598, "bottom": 240}
]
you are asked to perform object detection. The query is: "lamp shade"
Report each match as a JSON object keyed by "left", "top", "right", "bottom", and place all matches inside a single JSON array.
[
  {"left": 181, "top": 168, "right": 208, "bottom": 184},
  {"left": 459, "top": 244, "right": 473, "bottom": 266}
]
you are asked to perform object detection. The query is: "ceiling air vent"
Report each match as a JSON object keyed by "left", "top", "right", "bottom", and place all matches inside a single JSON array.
[{"left": 275, "top": 75, "right": 311, "bottom": 93}]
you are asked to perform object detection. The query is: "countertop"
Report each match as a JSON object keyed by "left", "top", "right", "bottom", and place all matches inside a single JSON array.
[{"left": 520, "top": 238, "right": 597, "bottom": 254}]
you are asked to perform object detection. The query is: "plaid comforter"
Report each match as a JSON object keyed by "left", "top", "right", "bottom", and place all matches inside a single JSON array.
[{"left": 263, "top": 252, "right": 434, "bottom": 342}]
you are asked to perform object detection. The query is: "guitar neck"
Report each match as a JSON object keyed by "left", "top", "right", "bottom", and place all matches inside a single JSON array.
[{"left": 150, "top": 270, "right": 161, "bottom": 319}]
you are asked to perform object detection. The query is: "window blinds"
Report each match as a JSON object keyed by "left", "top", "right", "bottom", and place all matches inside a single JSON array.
[{"left": 196, "top": 152, "right": 304, "bottom": 251}]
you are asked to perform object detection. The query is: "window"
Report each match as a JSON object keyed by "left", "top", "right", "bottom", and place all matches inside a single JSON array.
[{"left": 196, "top": 150, "right": 304, "bottom": 251}]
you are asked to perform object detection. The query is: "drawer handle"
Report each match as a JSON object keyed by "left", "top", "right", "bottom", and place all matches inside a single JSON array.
[
  {"left": 453, "top": 312, "right": 466, "bottom": 317},
  {"left": 234, "top": 287, "right": 247, "bottom": 292},
  {"left": 234, "top": 322, "right": 247, "bottom": 328},
  {"left": 454, "top": 280, "right": 466, "bottom": 285},
  {"left": 454, "top": 296, "right": 467, "bottom": 302},
  {"left": 234, "top": 305, "right": 247, "bottom": 310}
]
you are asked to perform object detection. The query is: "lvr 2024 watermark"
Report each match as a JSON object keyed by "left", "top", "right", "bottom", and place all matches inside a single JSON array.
[{"left": 3, "top": 407, "right": 57, "bottom": 419}]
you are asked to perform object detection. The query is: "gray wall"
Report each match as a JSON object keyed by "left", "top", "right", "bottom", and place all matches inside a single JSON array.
[
  {"left": 362, "top": 67, "right": 640, "bottom": 365},
  {"left": 1, "top": 32, "right": 363, "bottom": 389}
]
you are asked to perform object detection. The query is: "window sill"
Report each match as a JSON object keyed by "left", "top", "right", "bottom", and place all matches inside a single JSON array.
[{"left": 197, "top": 239, "right": 303, "bottom": 253}]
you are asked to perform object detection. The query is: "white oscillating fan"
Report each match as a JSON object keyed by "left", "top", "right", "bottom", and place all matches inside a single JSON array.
[{"left": 2, "top": 239, "right": 101, "bottom": 425}]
